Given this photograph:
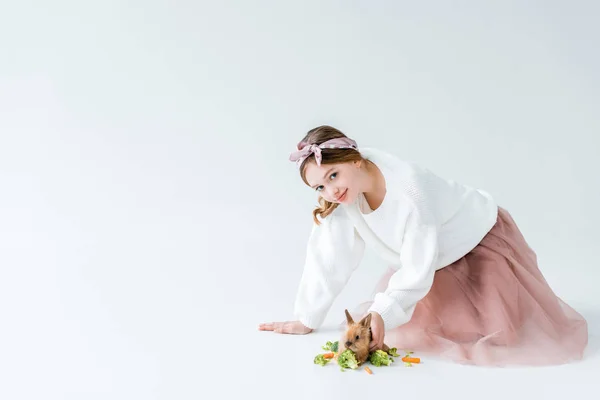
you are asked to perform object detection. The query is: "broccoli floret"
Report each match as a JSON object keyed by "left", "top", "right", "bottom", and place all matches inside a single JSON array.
[
  {"left": 369, "top": 350, "right": 394, "bottom": 366},
  {"left": 314, "top": 354, "right": 332, "bottom": 366},
  {"left": 321, "top": 340, "right": 339, "bottom": 353},
  {"left": 337, "top": 349, "right": 359, "bottom": 371},
  {"left": 387, "top": 347, "right": 400, "bottom": 357}
]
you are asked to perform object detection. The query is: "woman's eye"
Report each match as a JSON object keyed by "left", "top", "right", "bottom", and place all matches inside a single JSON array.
[{"left": 315, "top": 173, "right": 336, "bottom": 191}]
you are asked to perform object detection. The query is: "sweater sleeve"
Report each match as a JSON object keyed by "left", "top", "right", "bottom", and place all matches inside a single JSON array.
[
  {"left": 293, "top": 211, "right": 365, "bottom": 330},
  {"left": 367, "top": 199, "right": 439, "bottom": 331}
]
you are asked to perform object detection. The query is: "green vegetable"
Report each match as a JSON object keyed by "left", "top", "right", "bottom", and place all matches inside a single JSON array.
[
  {"left": 387, "top": 347, "right": 400, "bottom": 357},
  {"left": 369, "top": 350, "right": 394, "bottom": 367},
  {"left": 314, "top": 340, "right": 420, "bottom": 371},
  {"left": 314, "top": 354, "right": 332, "bottom": 366},
  {"left": 314, "top": 340, "right": 339, "bottom": 368},
  {"left": 322, "top": 341, "right": 339, "bottom": 353},
  {"left": 337, "top": 349, "right": 359, "bottom": 371}
]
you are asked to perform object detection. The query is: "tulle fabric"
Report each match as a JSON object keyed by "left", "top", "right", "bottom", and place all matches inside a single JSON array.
[{"left": 346, "top": 207, "right": 588, "bottom": 366}]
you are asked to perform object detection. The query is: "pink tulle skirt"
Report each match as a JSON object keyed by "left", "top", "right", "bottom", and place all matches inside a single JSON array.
[{"left": 348, "top": 207, "right": 588, "bottom": 366}]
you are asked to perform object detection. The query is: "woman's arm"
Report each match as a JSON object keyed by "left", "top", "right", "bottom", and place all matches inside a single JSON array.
[{"left": 260, "top": 211, "right": 365, "bottom": 334}]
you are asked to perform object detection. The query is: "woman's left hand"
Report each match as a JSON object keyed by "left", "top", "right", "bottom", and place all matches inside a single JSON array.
[{"left": 369, "top": 311, "right": 385, "bottom": 352}]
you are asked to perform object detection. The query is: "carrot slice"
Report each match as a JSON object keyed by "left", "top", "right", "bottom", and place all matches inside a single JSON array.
[
  {"left": 364, "top": 366, "right": 373, "bottom": 375},
  {"left": 323, "top": 352, "right": 335, "bottom": 359},
  {"left": 401, "top": 357, "right": 420, "bottom": 363}
]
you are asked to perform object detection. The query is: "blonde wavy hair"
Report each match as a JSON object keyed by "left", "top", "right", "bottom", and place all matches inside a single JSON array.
[{"left": 298, "top": 125, "right": 364, "bottom": 225}]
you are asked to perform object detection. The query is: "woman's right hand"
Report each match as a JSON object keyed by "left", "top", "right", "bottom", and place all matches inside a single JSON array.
[{"left": 258, "top": 320, "right": 313, "bottom": 335}]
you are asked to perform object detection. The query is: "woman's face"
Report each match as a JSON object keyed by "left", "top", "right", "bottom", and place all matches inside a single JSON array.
[{"left": 303, "top": 159, "right": 363, "bottom": 204}]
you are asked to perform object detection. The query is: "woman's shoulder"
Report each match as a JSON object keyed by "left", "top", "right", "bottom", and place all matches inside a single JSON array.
[{"left": 360, "top": 147, "right": 431, "bottom": 194}]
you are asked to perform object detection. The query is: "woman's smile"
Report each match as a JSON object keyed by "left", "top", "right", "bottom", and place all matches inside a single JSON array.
[{"left": 335, "top": 189, "right": 348, "bottom": 202}]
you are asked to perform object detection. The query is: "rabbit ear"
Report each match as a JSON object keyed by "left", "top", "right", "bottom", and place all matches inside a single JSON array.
[
  {"left": 345, "top": 309, "right": 354, "bottom": 324},
  {"left": 359, "top": 313, "right": 372, "bottom": 328}
]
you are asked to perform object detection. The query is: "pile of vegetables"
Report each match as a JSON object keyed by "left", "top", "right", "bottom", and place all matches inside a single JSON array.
[{"left": 314, "top": 341, "right": 421, "bottom": 373}]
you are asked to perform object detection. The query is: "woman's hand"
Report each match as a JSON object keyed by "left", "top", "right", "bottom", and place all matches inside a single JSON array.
[
  {"left": 258, "top": 320, "right": 313, "bottom": 335},
  {"left": 369, "top": 312, "right": 385, "bottom": 352}
]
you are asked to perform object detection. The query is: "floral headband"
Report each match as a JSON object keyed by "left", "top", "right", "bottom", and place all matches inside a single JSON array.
[{"left": 288, "top": 137, "right": 358, "bottom": 167}]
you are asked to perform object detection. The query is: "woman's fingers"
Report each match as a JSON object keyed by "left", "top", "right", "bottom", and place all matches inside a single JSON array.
[
  {"left": 369, "top": 337, "right": 383, "bottom": 351},
  {"left": 259, "top": 321, "right": 287, "bottom": 332},
  {"left": 259, "top": 322, "right": 283, "bottom": 331},
  {"left": 259, "top": 321, "right": 312, "bottom": 335},
  {"left": 258, "top": 322, "right": 274, "bottom": 331}
]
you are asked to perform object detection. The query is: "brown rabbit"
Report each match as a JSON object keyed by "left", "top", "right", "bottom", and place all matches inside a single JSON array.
[{"left": 341, "top": 309, "right": 390, "bottom": 365}]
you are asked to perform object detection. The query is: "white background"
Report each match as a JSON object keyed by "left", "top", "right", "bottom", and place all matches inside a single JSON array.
[{"left": 1, "top": 1, "right": 598, "bottom": 399}]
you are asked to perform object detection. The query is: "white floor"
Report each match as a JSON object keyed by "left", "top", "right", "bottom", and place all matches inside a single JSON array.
[
  {"left": 1, "top": 223, "right": 597, "bottom": 400},
  {"left": 1, "top": 1, "right": 599, "bottom": 399}
]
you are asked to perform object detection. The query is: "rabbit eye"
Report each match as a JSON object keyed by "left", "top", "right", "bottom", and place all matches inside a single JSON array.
[{"left": 355, "top": 335, "right": 360, "bottom": 340}]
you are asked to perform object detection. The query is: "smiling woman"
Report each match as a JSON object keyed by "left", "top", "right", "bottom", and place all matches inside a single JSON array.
[
  {"left": 289, "top": 126, "right": 386, "bottom": 225},
  {"left": 259, "top": 125, "right": 588, "bottom": 367}
]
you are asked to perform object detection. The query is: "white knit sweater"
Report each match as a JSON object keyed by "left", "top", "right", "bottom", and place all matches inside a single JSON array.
[{"left": 293, "top": 147, "right": 498, "bottom": 331}]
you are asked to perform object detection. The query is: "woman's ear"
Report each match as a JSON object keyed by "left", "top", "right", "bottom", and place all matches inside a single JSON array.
[{"left": 354, "top": 160, "right": 362, "bottom": 168}]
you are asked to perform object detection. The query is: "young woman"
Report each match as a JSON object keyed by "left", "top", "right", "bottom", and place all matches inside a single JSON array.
[{"left": 259, "top": 125, "right": 588, "bottom": 366}]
